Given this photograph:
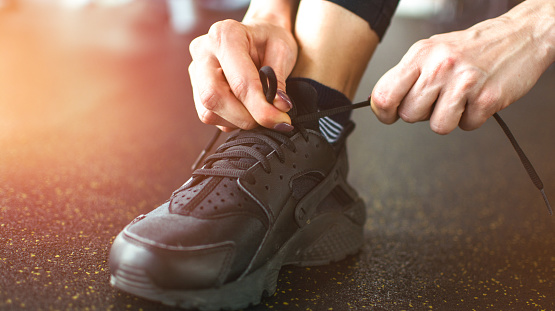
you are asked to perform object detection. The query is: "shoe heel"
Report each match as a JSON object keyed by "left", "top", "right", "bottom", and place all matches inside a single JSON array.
[{"left": 290, "top": 200, "right": 365, "bottom": 266}]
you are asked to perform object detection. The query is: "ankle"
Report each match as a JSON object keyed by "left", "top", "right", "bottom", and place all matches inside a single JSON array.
[{"left": 287, "top": 77, "right": 352, "bottom": 125}]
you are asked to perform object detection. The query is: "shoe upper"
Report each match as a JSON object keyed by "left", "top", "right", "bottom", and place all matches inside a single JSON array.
[{"left": 112, "top": 79, "right": 357, "bottom": 290}]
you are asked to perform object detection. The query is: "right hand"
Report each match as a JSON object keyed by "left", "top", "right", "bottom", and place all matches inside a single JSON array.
[{"left": 189, "top": 19, "right": 298, "bottom": 132}]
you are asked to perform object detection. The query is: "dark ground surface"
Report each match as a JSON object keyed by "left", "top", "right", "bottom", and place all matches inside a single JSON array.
[{"left": 1, "top": 2, "right": 555, "bottom": 310}]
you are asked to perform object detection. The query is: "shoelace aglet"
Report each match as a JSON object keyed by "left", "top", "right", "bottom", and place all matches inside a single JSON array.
[
  {"left": 540, "top": 188, "right": 553, "bottom": 216},
  {"left": 191, "top": 128, "right": 222, "bottom": 171}
]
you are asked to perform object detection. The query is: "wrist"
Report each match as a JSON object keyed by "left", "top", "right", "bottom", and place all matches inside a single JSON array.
[
  {"left": 544, "top": 4, "right": 555, "bottom": 63},
  {"left": 242, "top": 0, "right": 299, "bottom": 31},
  {"left": 505, "top": 0, "right": 555, "bottom": 65}
]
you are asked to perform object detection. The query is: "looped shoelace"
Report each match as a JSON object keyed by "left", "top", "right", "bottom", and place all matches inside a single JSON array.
[
  {"left": 192, "top": 128, "right": 298, "bottom": 184},
  {"left": 191, "top": 66, "right": 552, "bottom": 215}
]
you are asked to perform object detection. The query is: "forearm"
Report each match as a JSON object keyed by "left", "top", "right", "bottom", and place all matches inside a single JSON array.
[
  {"left": 243, "top": 0, "right": 300, "bottom": 31},
  {"left": 503, "top": 0, "right": 555, "bottom": 67}
]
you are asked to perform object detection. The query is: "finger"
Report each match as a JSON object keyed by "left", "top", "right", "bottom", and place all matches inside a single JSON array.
[
  {"left": 447, "top": 68, "right": 491, "bottom": 132},
  {"left": 193, "top": 93, "right": 239, "bottom": 129},
  {"left": 213, "top": 23, "right": 291, "bottom": 129},
  {"left": 261, "top": 36, "right": 297, "bottom": 112},
  {"left": 397, "top": 73, "right": 441, "bottom": 123},
  {"left": 189, "top": 59, "right": 256, "bottom": 130},
  {"left": 274, "top": 89, "right": 293, "bottom": 113},
  {"left": 371, "top": 60, "right": 420, "bottom": 124},
  {"left": 217, "top": 125, "right": 237, "bottom": 133},
  {"left": 458, "top": 89, "right": 500, "bottom": 131},
  {"left": 428, "top": 89, "right": 467, "bottom": 135}
]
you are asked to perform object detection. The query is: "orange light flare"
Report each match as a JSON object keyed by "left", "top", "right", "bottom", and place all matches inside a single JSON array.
[{"left": 0, "top": 0, "right": 201, "bottom": 201}]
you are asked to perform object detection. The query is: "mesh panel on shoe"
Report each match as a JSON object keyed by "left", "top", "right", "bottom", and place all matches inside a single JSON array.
[{"left": 170, "top": 177, "right": 269, "bottom": 227}]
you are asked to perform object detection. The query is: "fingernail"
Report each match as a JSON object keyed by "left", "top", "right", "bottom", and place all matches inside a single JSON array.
[
  {"left": 274, "top": 123, "right": 294, "bottom": 132},
  {"left": 277, "top": 89, "right": 293, "bottom": 110}
]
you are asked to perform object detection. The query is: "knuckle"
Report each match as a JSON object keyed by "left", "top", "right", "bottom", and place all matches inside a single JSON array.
[
  {"left": 236, "top": 118, "right": 258, "bottom": 130},
  {"left": 410, "top": 39, "right": 429, "bottom": 54},
  {"left": 208, "top": 19, "right": 242, "bottom": 45},
  {"left": 430, "top": 49, "right": 458, "bottom": 76},
  {"left": 456, "top": 68, "right": 483, "bottom": 93},
  {"left": 371, "top": 90, "right": 394, "bottom": 111},
  {"left": 228, "top": 76, "right": 247, "bottom": 101},
  {"left": 398, "top": 110, "right": 419, "bottom": 124},
  {"left": 198, "top": 109, "right": 219, "bottom": 125},
  {"left": 437, "top": 54, "right": 457, "bottom": 70},
  {"left": 188, "top": 36, "right": 202, "bottom": 55},
  {"left": 199, "top": 87, "right": 221, "bottom": 111},
  {"left": 228, "top": 76, "right": 257, "bottom": 102},
  {"left": 474, "top": 88, "right": 502, "bottom": 115},
  {"left": 252, "top": 112, "right": 274, "bottom": 128}
]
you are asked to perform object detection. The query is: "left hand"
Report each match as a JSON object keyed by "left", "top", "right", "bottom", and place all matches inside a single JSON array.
[{"left": 370, "top": 5, "right": 555, "bottom": 134}]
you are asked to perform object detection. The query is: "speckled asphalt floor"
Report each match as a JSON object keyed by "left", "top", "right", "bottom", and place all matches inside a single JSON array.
[{"left": 1, "top": 3, "right": 555, "bottom": 310}]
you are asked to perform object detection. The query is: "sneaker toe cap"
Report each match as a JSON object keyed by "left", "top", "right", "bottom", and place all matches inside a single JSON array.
[{"left": 109, "top": 231, "right": 235, "bottom": 290}]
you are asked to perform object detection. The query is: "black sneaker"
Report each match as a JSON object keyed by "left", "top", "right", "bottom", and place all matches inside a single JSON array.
[{"left": 109, "top": 67, "right": 368, "bottom": 310}]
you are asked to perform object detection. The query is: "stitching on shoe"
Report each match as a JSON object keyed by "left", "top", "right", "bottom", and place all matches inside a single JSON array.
[
  {"left": 216, "top": 242, "right": 236, "bottom": 286},
  {"left": 123, "top": 226, "right": 235, "bottom": 252},
  {"left": 239, "top": 130, "right": 334, "bottom": 222}
]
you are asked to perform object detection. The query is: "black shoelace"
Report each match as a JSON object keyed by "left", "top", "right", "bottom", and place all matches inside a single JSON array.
[
  {"left": 192, "top": 127, "right": 298, "bottom": 184},
  {"left": 192, "top": 66, "right": 552, "bottom": 215},
  {"left": 493, "top": 113, "right": 552, "bottom": 214}
]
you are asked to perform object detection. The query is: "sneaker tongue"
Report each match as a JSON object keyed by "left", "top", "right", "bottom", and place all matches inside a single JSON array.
[
  {"left": 286, "top": 80, "right": 320, "bottom": 131},
  {"left": 210, "top": 80, "right": 320, "bottom": 170}
]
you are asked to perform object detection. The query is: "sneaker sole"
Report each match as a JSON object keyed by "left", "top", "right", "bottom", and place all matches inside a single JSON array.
[{"left": 110, "top": 199, "right": 365, "bottom": 311}]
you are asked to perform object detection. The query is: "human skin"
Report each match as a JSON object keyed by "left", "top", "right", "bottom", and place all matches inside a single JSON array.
[
  {"left": 188, "top": 0, "right": 378, "bottom": 132},
  {"left": 371, "top": 0, "right": 555, "bottom": 135}
]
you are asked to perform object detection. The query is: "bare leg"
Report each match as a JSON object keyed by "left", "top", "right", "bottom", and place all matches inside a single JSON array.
[{"left": 290, "top": 0, "right": 379, "bottom": 99}]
